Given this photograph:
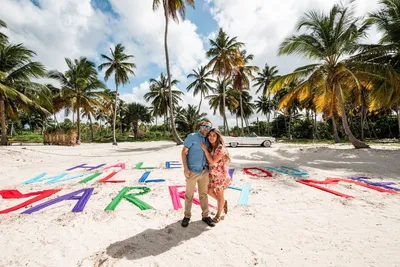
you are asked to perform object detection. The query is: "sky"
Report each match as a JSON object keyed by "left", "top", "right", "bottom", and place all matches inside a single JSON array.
[{"left": 0, "top": 0, "right": 383, "bottom": 127}]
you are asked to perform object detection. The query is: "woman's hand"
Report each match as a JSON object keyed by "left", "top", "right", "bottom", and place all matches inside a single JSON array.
[{"left": 200, "top": 142, "right": 208, "bottom": 152}]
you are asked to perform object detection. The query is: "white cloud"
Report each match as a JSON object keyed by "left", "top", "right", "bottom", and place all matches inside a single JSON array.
[{"left": 0, "top": 0, "right": 112, "bottom": 75}]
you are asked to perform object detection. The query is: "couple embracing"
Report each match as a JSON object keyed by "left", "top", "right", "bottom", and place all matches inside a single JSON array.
[{"left": 181, "top": 120, "right": 231, "bottom": 228}]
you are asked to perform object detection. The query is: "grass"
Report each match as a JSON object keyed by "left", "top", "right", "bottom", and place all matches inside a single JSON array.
[{"left": 8, "top": 131, "right": 43, "bottom": 143}]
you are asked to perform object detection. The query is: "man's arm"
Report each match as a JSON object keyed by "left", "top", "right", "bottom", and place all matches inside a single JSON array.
[{"left": 182, "top": 146, "right": 190, "bottom": 178}]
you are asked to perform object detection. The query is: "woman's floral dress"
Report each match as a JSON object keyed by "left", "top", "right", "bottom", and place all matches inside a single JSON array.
[{"left": 208, "top": 144, "right": 231, "bottom": 190}]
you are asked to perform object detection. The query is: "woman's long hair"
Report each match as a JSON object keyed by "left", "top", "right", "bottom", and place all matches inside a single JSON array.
[{"left": 208, "top": 128, "right": 231, "bottom": 163}]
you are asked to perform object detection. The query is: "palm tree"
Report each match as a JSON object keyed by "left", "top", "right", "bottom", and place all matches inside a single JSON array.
[
  {"left": 124, "top": 102, "right": 152, "bottom": 138},
  {"left": 0, "top": 19, "right": 8, "bottom": 46},
  {"left": 98, "top": 44, "right": 136, "bottom": 145},
  {"left": 255, "top": 96, "right": 276, "bottom": 135},
  {"left": 186, "top": 65, "right": 215, "bottom": 112},
  {"left": 366, "top": 0, "right": 400, "bottom": 137},
  {"left": 1, "top": 43, "right": 50, "bottom": 145},
  {"left": 153, "top": 0, "right": 194, "bottom": 145},
  {"left": 231, "top": 90, "right": 255, "bottom": 134},
  {"left": 232, "top": 50, "right": 258, "bottom": 136},
  {"left": 206, "top": 78, "right": 238, "bottom": 130},
  {"left": 48, "top": 58, "right": 106, "bottom": 144},
  {"left": 271, "top": 3, "right": 372, "bottom": 148},
  {"left": 254, "top": 64, "right": 279, "bottom": 97},
  {"left": 206, "top": 28, "right": 244, "bottom": 135},
  {"left": 175, "top": 104, "right": 208, "bottom": 133},
  {"left": 144, "top": 73, "right": 183, "bottom": 136}
]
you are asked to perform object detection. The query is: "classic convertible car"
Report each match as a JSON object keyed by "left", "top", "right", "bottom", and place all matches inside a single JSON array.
[{"left": 224, "top": 133, "right": 275, "bottom": 148}]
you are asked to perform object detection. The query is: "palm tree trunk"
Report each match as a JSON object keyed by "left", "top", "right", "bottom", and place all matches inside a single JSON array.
[
  {"left": 360, "top": 103, "right": 365, "bottom": 141},
  {"left": 288, "top": 111, "right": 292, "bottom": 140},
  {"left": 332, "top": 115, "right": 340, "bottom": 143},
  {"left": 163, "top": 1, "right": 182, "bottom": 144},
  {"left": 240, "top": 92, "right": 244, "bottom": 136},
  {"left": 397, "top": 103, "right": 400, "bottom": 138},
  {"left": 163, "top": 110, "right": 167, "bottom": 136},
  {"left": 236, "top": 114, "right": 238, "bottom": 128},
  {"left": 0, "top": 99, "right": 7, "bottom": 145},
  {"left": 198, "top": 92, "right": 203, "bottom": 114},
  {"left": 89, "top": 115, "right": 94, "bottom": 142},
  {"left": 99, "top": 120, "right": 102, "bottom": 138},
  {"left": 76, "top": 99, "right": 81, "bottom": 144},
  {"left": 112, "top": 84, "right": 118, "bottom": 145},
  {"left": 335, "top": 83, "right": 369, "bottom": 148},
  {"left": 314, "top": 110, "right": 319, "bottom": 139},
  {"left": 246, "top": 118, "right": 250, "bottom": 135}
]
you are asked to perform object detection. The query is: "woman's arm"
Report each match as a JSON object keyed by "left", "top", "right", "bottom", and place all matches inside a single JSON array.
[{"left": 200, "top": 143, "right": 225, "bottom": 165}]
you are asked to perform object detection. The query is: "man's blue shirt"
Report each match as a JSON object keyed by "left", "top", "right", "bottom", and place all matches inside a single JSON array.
[{"left": 183, "top": 131, "right": 209, "bottom": 174}]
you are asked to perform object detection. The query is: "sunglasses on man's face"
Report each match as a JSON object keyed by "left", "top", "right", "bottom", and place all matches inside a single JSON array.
[{"left": 201, "top": 125, "right": 212, "bottom": 130}]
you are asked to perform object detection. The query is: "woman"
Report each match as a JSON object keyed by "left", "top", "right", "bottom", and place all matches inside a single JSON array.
[{"left": 200, "top": 128, "right": 231, "bottom": 223}]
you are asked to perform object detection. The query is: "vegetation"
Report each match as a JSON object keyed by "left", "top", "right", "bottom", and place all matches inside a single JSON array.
[{"left": 1, "top": 1, "right": 400, "bottom": 147}]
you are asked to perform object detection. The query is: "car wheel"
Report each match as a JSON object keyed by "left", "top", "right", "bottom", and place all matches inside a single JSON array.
[
  {"left": 230, "top": 142, "right": 238, "bottom": 148},
  {"left": 262, "top": 140, "right": 272, "bottom": 147}
]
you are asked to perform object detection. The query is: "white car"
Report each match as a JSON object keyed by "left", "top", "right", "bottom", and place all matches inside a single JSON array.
[{"left": 224, "top": 133, "right": 275, "bottom": 148}]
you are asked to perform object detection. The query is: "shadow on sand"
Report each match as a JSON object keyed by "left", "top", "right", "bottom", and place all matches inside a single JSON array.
[{"left": 106, "top": 220, "right": 210, "bottom": 261}]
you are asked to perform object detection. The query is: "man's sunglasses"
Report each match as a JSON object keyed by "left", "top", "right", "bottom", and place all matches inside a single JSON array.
[{"left": 201, "top": 125, "right": 212, "bottom": 130}]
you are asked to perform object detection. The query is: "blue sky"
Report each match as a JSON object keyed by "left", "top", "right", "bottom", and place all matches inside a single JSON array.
[{"left": 1, "top": 0, "right": 381, "bottom": 126}]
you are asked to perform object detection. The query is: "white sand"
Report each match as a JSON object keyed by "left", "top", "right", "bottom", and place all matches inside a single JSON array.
[{"left": 1, "top": 142, "right": 400, "bottom": 267}]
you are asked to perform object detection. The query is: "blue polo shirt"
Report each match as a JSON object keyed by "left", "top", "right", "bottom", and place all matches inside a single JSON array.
[{"left": 183, "top": 131, "right": 209, "bottom": 174}]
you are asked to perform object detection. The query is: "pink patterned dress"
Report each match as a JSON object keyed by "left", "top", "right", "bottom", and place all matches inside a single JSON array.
[{"left": 208, "top": 144, "right": 231, "bottom": 190}]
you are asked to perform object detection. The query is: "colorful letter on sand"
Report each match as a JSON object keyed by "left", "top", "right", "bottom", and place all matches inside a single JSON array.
[
  {"left": 0, "top": 189, "right": 60, "bottom": 214},
  {"left": 22, "top": 188, "right": 94, "bottom": 214},
  {"left": 296, "top": 178, "right": 400, "bottom": 199},
  {"left": 105, "top": 186, "right": 153, "bottom": 211},
  {"left": 168, "top": 185, "right": 215, "bottom": 210},
  {"left": 243, "top": 168, "right": 272, "bottom": 178},
  {"left": 266, "top": 166, "right": 308, "bottom": 177},
  {"left": 227, "top": 184, "right": 251, "bottom": 205}
]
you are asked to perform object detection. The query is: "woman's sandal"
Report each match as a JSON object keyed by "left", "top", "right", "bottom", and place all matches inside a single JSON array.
[
  {"left": 224, "top": 200, "right": 228, "bottom": 215},
  {"left": 212, "top": 216, "right": 221, "bottom": 223}
]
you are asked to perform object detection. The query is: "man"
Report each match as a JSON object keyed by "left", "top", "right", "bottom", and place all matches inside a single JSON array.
[{"left": 181, "top": 120, "right": 215, "bottom": 227}]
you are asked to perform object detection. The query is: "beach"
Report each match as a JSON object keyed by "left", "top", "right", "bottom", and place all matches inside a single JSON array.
[{"left": 1, "top": 142, "right": 400, "bottom": 267}]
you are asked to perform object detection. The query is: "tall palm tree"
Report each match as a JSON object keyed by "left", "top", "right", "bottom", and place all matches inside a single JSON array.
[
  {"left": 144, "top": 73, "right": 183, "bottom": 136},
  {"left": 48, "top": 58, "right": 106, "bottom": 144},
  {"left": 153, "top": 0, "right": 194, "bottom": 145},
  {"left": 271, "top": 3, "right": 372, "bottom": 148},
  {"left": 175, "top": 104, "right": 208, "bottom": 133},
  {"left": 98, "top": 44, "right": 136, "bottom": 145},
  {"left": 206, "top": 28, "right": 244, "bottom": 135},
  {"left": 365, "top": 0, "right": 400, "bottom": 137},
  {"left": 232, "top": 50, "right": 258, "bottom": 136},
  {"left": 186, "top": 65, "right": 215, "bottom": 112},
  {"left": 1, "top": 43, "right": 50, "bottom": 145},
  {"left": 206, "top": 78, "right": 238, "bottom": 129},
  {"left": 254, "top": 64, "right": 279, "bottom": 97},
  {"left": 231, "top": 90, "right": 255, "bottom": 134}
]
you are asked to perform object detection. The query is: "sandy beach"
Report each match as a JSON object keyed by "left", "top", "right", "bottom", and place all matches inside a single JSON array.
[{"left": 1, "top": 142, "right": 400, "bottom": 267}]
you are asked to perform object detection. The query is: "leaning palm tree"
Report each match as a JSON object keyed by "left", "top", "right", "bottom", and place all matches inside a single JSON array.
[
  {"left": 48, "top": 57, "right": 107, "bottom": 144},
  {"left": 270, "top": 3, "right": 372, "bottom": 148},
  {"left": 232, "top": 50, "right": 258, "bottom": 136},
  {"left": 144, "top": 73, "right": 183, "bottom": 136},
  {"left": 98, "top": 44, "right": 136, "bottom": 145},
  {"left": 206, "top": 28, "right": 244, "bottom": 135},
  {"left": 153, "top": 0, "right": 195, "bottom": 145},
  {"left": 186, "top": 65, "right": 215, "bottom": 112},
  {"left": 0, "top": 43, "right": 50, "bottom": 145}
]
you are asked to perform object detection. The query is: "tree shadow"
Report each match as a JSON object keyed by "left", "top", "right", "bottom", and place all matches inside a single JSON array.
[{"left": 106, "top": 220, "right": 210, "bottom": 261}]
